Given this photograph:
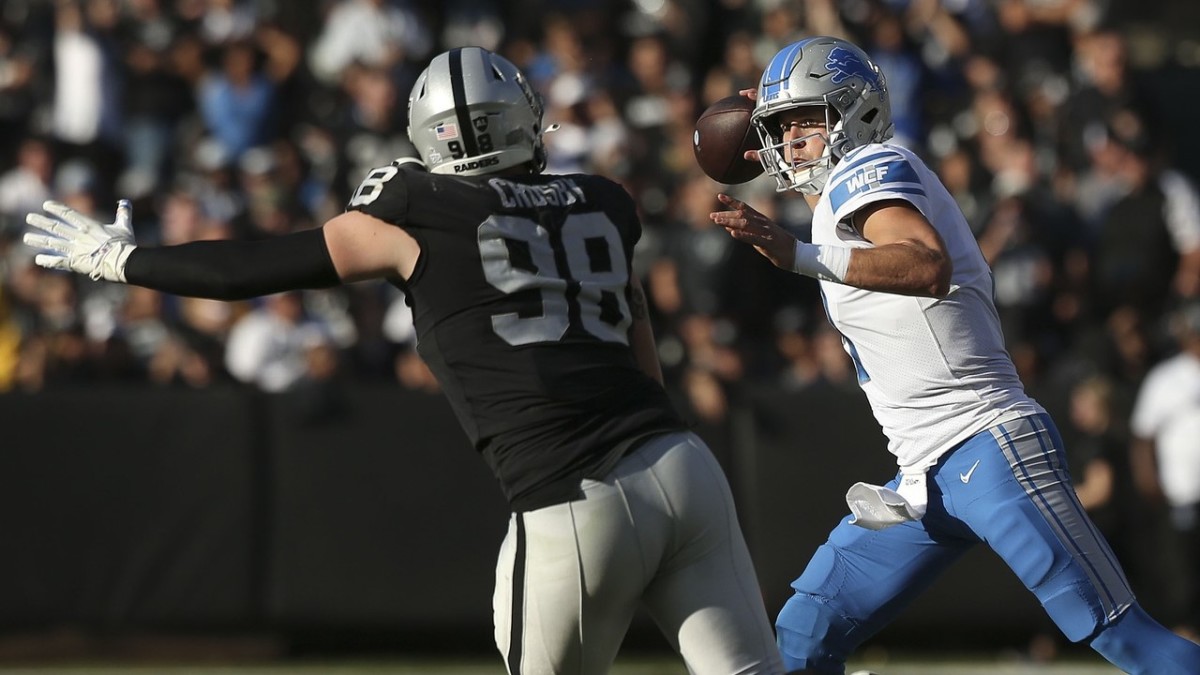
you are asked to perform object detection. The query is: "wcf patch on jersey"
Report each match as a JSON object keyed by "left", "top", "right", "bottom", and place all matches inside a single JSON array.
[{"left": 829, "top": 159, "right": 921, "bottom": 213}]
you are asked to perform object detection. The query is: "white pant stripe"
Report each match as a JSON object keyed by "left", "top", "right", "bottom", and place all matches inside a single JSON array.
[{"left": 990, "top": 416, "right": 1133, "bottom": 620}]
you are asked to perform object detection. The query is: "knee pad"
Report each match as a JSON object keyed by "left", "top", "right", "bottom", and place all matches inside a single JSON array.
[
  {"left": 1040, "top": 582, "right": 1105, "bottom": 642},
  {"left": 775, "top": 542, "right": 868, "bottom": 672},
  {"left": 776, "top": 591, "right": 856, "bottom": 673}
]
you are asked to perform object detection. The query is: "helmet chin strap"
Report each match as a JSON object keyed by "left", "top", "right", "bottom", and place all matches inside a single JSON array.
[{"left": 790, "top": 163, "right": 828, "bottom": 195}]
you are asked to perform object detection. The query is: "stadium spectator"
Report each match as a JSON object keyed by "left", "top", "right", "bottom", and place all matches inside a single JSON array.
[
  {"left": 118, "top": 284, "right": 179, "bottom": 384},
  {"left": 328, "top": 63, "right": 415, "bottom": 201},
  {"left": 0, "top": 20, "right": 39, "bottom": 158},
  {"left": 439, "top": 0, "right": 503, "bottom": 53},
  {"left": 119, "top": 24, "right": 194, "bottom": 193},
  {"left": 652, "top": 174, "right": 748, "bottom": 320},
  {"left": 306, "top": 0, "right": 431, "bottom": 89},
  {"left": 1058, "top": 27, "right": 1153, "bottom": 174},
  {"left": 0, "top": 136, "right": 55, "bottom": 235},
  {"left": 1130, "top": 300, "right": 1200, "bottom": 641},
  {"left": 196, "top": 38, "right": 279, "bottom": 162},
  {"left": 770, "top": 304, "right": 856, "bottom": 394},
  {"left": 581, "top": 90, "right": 632, "bottom": 180},
  {"left": 863, "top": 7, "right": 924, "bottom": 150},
  {"left": 224, "top": 290, "right": 329, "bottom": 393},
  {"left": 50, "top": 0, "right": 125, "bottom": 186},
  {"left": 933, "top": 146, "right": 992, "bottom": 234},
  {"left": 619, "top": 31, "right": 698, "bottom": 221},
  {"left": 701, "top": 31, "right": 761, "bottom": 107},
  {"left": 976, "top": 138, "right": 1084, "bottom": 378},
  {"left": 196, "top": 0, "right": 257, "bottom": 46},
  {"left": 179, "top": 136, "right": 243, "bottom": 226},
  {"left": 1088, "top": 110, "right": 1200, "bottom": 320},
  {"left": 281, "top": 324, "right": 349, "bottom": 424}
]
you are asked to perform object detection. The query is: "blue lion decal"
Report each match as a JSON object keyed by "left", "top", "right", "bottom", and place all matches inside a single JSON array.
[{"left": 826, "top": 46, "right": 877, "bottom": 86}]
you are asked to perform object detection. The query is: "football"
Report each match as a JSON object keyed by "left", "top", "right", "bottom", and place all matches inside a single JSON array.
[{"left": 693, "top": 95, "right": 764, "bottom": 184}]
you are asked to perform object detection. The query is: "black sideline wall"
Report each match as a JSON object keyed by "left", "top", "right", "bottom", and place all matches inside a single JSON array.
[{"left": 0, "top": 384, "right": 1127, "bottom": 652}]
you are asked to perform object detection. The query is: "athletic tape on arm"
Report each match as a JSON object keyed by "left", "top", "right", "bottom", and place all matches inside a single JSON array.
[{"left": 793, "top": 241, "right": 850, "bottom": 282}]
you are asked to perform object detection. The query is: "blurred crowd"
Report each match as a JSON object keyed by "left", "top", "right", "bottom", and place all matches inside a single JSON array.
[{"left": 1, "top": 0, "right": 1200, "bottom": 646}]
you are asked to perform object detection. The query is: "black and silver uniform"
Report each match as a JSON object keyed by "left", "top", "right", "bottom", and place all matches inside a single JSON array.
[{"left": 349, "top": 165, "right": 686, "bottom": 511}]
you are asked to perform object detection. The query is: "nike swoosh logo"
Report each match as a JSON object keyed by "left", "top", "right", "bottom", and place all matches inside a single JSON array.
[{"left": 960, "top": 459, "right": 981, "bottom": 484}]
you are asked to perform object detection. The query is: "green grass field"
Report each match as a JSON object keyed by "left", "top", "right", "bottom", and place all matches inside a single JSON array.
[{"left": 0, "top": 655, "right": 1124, "bottom": 675}]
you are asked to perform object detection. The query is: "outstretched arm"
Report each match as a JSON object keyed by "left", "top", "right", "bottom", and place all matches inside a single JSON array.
[
  {"left": 124, "top": 230, "right": 341, "bottom": 299},
  {"left": 25, "top": 201, "right": 419, "bottom": 300}
]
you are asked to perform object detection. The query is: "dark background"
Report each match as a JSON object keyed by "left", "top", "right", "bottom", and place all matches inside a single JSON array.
[{"left": 0, "top": 383, "right": 1171, "bottom": 658}]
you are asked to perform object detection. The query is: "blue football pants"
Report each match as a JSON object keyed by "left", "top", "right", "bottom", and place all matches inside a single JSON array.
[{"left": 776, "top": 413, "right": 1200, "bottom": 674}]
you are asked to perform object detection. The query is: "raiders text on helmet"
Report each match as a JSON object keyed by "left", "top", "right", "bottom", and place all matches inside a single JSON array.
[
  {"left": 408, "top": 47, "right": 547, "bottom": 176},
  {"left": 753, "top": 37, "right": 893, "bottom": 194}
]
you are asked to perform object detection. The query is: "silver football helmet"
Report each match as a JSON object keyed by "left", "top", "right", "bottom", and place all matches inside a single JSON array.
[
  {"left": 752, "top": 37, "right": 893, "bottom": 194},
  {"left": 408, "top": 47, "right": 547, "bottom": 176}
]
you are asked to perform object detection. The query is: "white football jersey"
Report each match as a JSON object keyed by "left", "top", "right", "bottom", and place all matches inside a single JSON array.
[{"left": 813, "top": 143, "right": 1044, "bottom": 472}]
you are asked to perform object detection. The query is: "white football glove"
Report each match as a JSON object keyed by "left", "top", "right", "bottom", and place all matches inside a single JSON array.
[{"left": 24, "top": 200, "right": 137, "bottom": 283}]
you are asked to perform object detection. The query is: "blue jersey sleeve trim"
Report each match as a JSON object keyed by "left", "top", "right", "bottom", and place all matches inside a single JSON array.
[
  {"left": 829, "top": 157, "right": 924, "bottom": 215},
  {"left": 833, "top": 186, "right": 929, "bottom": 225}
]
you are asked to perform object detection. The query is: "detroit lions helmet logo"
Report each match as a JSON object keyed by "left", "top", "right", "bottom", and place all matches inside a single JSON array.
[{"left": 826, "top": 46, "right": 877, "bottom": 86}]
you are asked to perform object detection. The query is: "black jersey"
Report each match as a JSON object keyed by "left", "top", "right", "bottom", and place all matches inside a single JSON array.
[{"left": 348, "top": 165, "right": 686, "bottom": 511}]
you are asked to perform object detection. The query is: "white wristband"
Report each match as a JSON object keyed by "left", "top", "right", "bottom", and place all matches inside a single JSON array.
[{"left": 793, "top": 241, "right": 851, "bottom": 282}]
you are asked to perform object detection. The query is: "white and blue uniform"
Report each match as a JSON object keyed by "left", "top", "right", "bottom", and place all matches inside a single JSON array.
[
  {"left": 815, "top": 144, "right": 1045, "bottom": 471},
  {"left": 775, "top": 144, "right": 1191, "bottom": 674}
]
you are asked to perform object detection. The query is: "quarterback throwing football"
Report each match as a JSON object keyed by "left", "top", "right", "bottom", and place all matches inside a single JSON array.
[{"left": 711, "top": 36, "right": 1200, "bottom": 674}]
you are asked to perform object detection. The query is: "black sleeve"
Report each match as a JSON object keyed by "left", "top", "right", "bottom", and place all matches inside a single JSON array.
[{"left": 124, "top": 228, "right": 341, "bottom": 300}]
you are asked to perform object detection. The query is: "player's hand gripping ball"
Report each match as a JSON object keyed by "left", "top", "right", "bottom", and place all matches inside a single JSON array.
[{"left": 693, "top": 95, "right": 764, "bottom": 184}]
